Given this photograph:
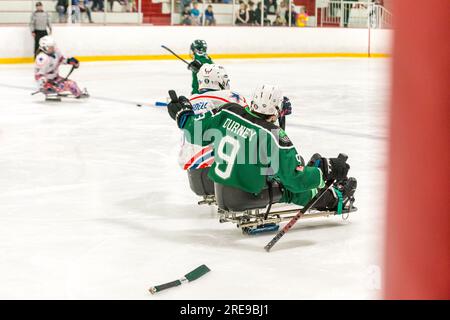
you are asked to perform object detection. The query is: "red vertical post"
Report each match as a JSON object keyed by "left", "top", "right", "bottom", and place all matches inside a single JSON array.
[{"left": 385, "top": 1, "right": 450, "bottom": 299}]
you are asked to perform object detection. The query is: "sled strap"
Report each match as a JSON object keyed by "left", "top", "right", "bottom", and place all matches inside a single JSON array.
[
  {"left": 264, "top": 181, "right": 274, "bottom": 220},
  {"left": 335, "top": 188, "right": 343, "bottom": 215}
]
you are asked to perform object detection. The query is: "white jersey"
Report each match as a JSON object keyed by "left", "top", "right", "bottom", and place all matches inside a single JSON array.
[
  {"left": 178, "top": 90, "right": 248, "bottom": 170},
  {"left": 34, "top": 49, "right": 67, "bottom": 86}
]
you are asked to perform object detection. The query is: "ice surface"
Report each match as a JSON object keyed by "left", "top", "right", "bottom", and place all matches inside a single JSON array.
[{"left": 0, "top": 58, "right": 390, "bottom": 299}]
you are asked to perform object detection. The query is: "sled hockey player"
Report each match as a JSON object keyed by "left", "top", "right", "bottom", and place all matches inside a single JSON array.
[
  {"left": 179, "top": 63, "right": 249, "bottom": 172},
  {"left": 187, "top": 40, "right": 213, "bottom": 94},
  {"left": 178, "top": 63, "right": 249, "bottom": 204},
  {"left": 34, "top": 36, "right": 88, "bottom": 100},
  {"left": 181, "top": 64, "right": 292, "bottom": 171},
  {"left": 167, "top": 84, "right": 357, "bottom": 216},
  {"left": 179, "top": 64, "right": 293, "bottom": 206}
]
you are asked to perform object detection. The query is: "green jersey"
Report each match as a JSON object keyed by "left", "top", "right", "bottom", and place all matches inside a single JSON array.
[
  {"left": 191, "top": 53, "right": 213, "bottom": 95},
  {"left": 181, "top": 103, "right": 324, "bottom": 196}
]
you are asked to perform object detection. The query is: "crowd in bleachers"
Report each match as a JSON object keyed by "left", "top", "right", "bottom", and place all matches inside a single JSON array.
[
  {"left": 180, "top": 0, "right": 310, "bottom": 27},
  {"left": 54, "top": 0, "right": 137, "bottom": 23},
  {"left": 181, "top": 1, "right": 217, "bottom": 25}
]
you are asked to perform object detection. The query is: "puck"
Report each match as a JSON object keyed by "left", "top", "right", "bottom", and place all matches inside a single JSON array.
[{"left": 137, "top": 104, "right": 142, "bottom": 107}]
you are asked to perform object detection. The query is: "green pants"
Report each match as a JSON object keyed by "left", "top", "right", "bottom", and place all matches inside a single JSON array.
[{"left": 280, "top": 188, "right": 317, "bottom": 207}]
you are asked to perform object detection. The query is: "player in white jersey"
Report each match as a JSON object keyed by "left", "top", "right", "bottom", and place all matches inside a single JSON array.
[
  {"left": 34, "top": 36, "right": 87, "bottom": 99},
  {"left": 178, "top": 64, "right": 248, "bottom": 171}
]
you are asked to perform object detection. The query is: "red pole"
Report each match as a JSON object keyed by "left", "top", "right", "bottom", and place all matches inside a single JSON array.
[{"left": 385, "top": 0, "right": 450, "bottom": 299}]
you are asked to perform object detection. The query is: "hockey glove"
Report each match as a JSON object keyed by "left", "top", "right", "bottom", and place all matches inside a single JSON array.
[
  {"left": 167, "top": 95, "right": 194, "bottom": 129},
  {"left": 187, "top": 60, "right": 202, "bottom": 73},
  {"left": 308, "top": 153, "right": 350, "bottom": 182},
  {"left": 279, "top": 96, "right": 292, "bottom": 117},
  {"left": 67, "top": 57, "right": 80, "bottom": 68}
]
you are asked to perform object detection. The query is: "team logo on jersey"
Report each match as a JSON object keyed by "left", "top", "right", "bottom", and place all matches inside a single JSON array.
[
  {"left": 280, "top": 134, "right": 291, "bottom": 144},
  {"left": 36, "top": 56, "right": 46, "bottom": 66},
  {"left": 192, "top": 101, "right": 208, "bottom": 112}
]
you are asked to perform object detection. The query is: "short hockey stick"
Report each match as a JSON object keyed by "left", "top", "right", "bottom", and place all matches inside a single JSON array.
[
  {"left": 264, "top": 153, "right": 348, "bottom": 252},
  {"left": 149, "top": 264, "right": 210, "bottom": 294},
  {"left": 64, "top": 65, "right": 75, "bottom": 81},
  {"left": 136, "top": 101, "right": 167, "bottom": 107},
  {"left": 161, "top": 45, "right": 190, "bottom": 65},
  {"left": 264, "top": 180, "right": 334, "bottom": 252}
]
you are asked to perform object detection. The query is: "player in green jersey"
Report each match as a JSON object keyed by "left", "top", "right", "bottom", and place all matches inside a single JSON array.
[
  {"left": 187, "top": 40, "right": 214, "bottom": 95},
  {"left": 167, "top": 85, "right": 357, "bottom": 210}
]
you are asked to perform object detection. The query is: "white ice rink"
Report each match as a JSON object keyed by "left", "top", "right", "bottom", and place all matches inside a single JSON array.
[{"left": 0, "top": 58, "right": 389, "bottom": 299}]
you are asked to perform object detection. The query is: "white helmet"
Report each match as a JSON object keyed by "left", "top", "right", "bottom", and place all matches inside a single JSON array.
[
  {"left": 250, "top": 85, "right": 283, "bottom": 117},
  {"left": 39, "top": 36, "right": 56, "bottom": 54},
  {"left": 198, "top": 64, "right": 230, "bottom": 91}
]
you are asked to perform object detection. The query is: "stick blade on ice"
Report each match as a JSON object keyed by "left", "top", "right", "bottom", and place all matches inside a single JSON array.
[{"left": 185, "top": 264, "right": 210, "bottom": 282}]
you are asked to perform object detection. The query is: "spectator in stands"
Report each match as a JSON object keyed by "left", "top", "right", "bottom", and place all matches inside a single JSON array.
[
  {"left": 272, "top": 14, "right": 284, "bottom": 26},
  {"left": 56, "top": 0, "right": 68, "bottom": 23},
  {"left": 204, "top": 5, "right": 216, "bottom": 26},
  {"left": 72, "top": 0, "right": 81, "bottom": 23},
  {"left": 181, "top": 5, "right": 192, "bottom": 25},
  {"left": 254, "top": 2, "right": 269, "bottom": 26},
  {"left": 277, "top": 0, "right": 287, "bottom": 25},
  {"left": 285, "top": 3, "right": 296, "bottom": 26},
  {"left": 247, "top": 1, "right": 256, "bottom": 25},
  {"left": 191, "top": 2, "right": 201, "bottom": 25},
  {"left": 235, "top": 1, "right": 249, "bottom": 25},
  {"left": 30, "top": 1, "right": 52, "bottom": 57},
  {"left": 343, "top": 0, "right": 357, "bottom": 27},
  {"left": 296, "top": 6, "right": 308, "bottom": 27},
  {"left": 92, "top": 0, "right": 104, "bottom": 11},
  {"left": 80, "top": 0, "right": 94, "bottom": 23},
  {"left": 181, "top": 0, "right": 192, "bottom": 10},
  {"left": 264, "top": 0, "right": 277, "bottom": 15}
]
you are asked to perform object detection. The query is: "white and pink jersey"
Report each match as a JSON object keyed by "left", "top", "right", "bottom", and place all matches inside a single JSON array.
[
  {"left": 34, "top": 49, "right": 67, "bottom": 85},
  {"left": 178, "top": 90, "right": 248, "bottom": 170}
]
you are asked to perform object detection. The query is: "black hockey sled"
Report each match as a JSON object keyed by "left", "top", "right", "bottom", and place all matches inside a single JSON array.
[
  {"left": 215, "top": 182, "right": 357, "bottom": 235},
  {"left": 187, "top": 167, "right": 216, "bottom": 205},
  {"left": 187, "top": 167, "right": 357, "bottom": 235},
  {"left": 31, "top": 89, "right": 89, "bottom": 102}
]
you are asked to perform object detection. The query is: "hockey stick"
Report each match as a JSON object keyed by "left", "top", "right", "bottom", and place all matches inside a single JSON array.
[
  {"left": 161, "top": 45, "right": 190, "bottom": 65},
  {"left": 149, "top": 264, "right": 210, "bottom": 294},
  {"left": 64, "top": 65, "right": 75, "bottom": 81},
  {"left": 136, "top": 101, "right": 167, "bottom": 107},
  {"left": 264, "top": 180, "right": 334, "bottom": 252},
  {"left": 264, "top": 153, "right": 348, "bottom": 252}
]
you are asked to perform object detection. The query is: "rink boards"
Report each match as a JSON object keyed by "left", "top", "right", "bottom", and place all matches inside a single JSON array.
[{"left": 0, "top": 26, "right": 391, "bottom": 64}]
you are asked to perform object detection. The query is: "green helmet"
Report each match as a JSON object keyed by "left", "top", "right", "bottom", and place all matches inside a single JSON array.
[{"left": 190, "top": 40, "right": 207, "bottom": 56}]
